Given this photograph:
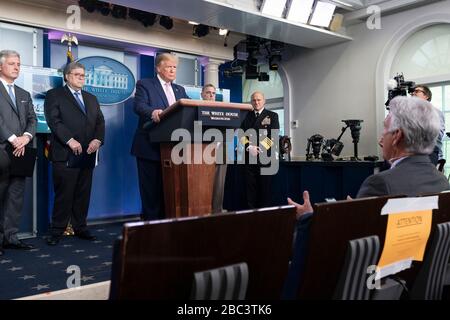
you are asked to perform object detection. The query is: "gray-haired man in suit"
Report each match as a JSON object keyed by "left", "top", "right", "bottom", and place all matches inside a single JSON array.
[{"left": 0, "top": 50, "right": 37, "bottom": 255}]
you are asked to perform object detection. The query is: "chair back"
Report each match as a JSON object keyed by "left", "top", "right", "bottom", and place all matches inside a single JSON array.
[
  {"left": 334, "top": 235, "right": 380, "bottom": 300},
  {"left": 191, "top": 262, "right": 249, "bottom": 300},
  {"left": 410, "top": 222, "right": 450, "bottom": 300}
]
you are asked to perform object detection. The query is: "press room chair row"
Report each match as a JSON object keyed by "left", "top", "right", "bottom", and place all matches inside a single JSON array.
[{"left": 334, "top": 221, "right": 450, "bottom": 300}]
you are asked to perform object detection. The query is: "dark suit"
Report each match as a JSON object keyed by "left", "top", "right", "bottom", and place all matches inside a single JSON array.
[
  {"left": 44, "top": 85, "right": 105, "bottom": 236},
  {"left": 240, "top": 108, "right": 279, "bottom": 209},
  {"left": 0, "top": 83, "right": 36, "bottom": 245},
  {"left": 283, "top": 154, "right": 450, "bottom": 299},
  {"left": 357, "top": 155, "right": 450, "bottom": 197},
  {"left": 131, "top": 78, "right": 189, "bottom": 220}
]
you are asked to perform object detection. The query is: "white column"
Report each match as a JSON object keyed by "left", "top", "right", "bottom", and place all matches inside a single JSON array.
[{"left": 204, "top": 58, "right": 225, "bottom": 88}]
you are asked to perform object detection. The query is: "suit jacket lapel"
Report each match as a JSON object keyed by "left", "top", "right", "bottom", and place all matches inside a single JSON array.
[
  {"left": 81, "top": 91, "right": 95, "bottom": 121},
  {"left": 0, "top": 83, "right": 19, "bottom": 116},
  {"left": 64, "top": 85, "right": 87, "bottom": 116},
  {"left": 153, "top": 79, "right": 169, "bottom": 108},
  {"left": 172, "top": 83, "right": 183, "bottom": 101}
]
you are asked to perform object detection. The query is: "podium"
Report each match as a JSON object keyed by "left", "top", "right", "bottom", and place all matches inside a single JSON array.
[{"left": 149, "top": 99, "right": 252, "bottom": 218}]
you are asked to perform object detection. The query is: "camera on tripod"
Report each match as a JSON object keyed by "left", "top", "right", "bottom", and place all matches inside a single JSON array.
[
  {"left": 306, "top": 119, "right": 364, "bottom": 161},
  {"left": 385, "top": 73, "right": 415, "bottom": 108}
]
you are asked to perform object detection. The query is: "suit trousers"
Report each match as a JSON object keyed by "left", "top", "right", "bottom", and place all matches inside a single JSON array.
[
  {"left": 50, "top": 162, "right": 93, "bottom": 236},
  {"left": 0, "top": 175, "right": 26, "bottom": 244},
  {"left": 136, "top": 158, "right": 165, "bottom": 220},
  {"left": 244, "top": 164, "right": 273, "bottom": 209},
  {"left": 212, "top": 164, "right": 227, "bottom": 213}
]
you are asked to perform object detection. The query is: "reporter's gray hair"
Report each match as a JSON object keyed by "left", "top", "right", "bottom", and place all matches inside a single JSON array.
[
  {"left": 388, "top": 96, "right": 440, "bottom": 154},
  {"left": 0, "top": 50, "right": 20, "bottom": 65}
]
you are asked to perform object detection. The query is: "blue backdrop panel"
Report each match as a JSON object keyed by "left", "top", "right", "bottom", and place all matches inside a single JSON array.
[
  {"left": 88, "top": 100, "right": 141, "bottom": 219},
  {"left": 219, "top": 62, "right": 242, "bottom": 103}
]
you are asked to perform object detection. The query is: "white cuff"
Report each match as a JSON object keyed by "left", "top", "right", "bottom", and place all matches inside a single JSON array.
[{"left": 8, "top": 134, "right": 17, "bottom": 143}]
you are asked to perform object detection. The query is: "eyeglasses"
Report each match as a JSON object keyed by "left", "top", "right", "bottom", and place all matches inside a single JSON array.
[
  {"left": 412, "top": 88, "right": 425, "bottom": 95},
  {"left": 70, "top": 72, "right": 85, "bottom": 78}
]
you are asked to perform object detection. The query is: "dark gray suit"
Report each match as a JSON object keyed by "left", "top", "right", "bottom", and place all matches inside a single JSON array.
[
  {"left": 357, "top": 155, "right": 450, "bottom": 198},
  {"left": 0, "top": 83, "right": 36, "bottom": 244},
  {"left": 283, "top": 154, "right": 450, "bottom": 299}
]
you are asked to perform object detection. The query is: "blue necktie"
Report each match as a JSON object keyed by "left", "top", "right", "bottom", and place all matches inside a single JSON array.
[
  {"left": 74, "top": 91, "right": 86, "bottom": 114},
  {"left": 7, "top": 84, "right": 18, "bottom": 113}
]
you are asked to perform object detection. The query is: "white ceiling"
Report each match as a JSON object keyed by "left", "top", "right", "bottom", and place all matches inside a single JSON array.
[{"left": 106, "top": 0, "right": 444, "bottom": 48}]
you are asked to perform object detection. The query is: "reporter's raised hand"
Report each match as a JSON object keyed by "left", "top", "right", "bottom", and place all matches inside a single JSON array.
[{"left": 287, "top": 190, "right": 313, "bottom": 219}]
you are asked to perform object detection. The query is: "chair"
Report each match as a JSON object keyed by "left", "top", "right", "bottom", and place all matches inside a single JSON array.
[
  {"left": 410, "top": 222, "right": 450, "bottom": 300},
  {"left": 371, "top": 277, "right": 406, "bottom": 300},
  {"left": 191, "top": 262, "right": 249, "bottom": 300},
  {"left": 333, "top": 235, "right": 380, "bottom": 300},
  {"left": 333, "top": 235, "right": 406, "bottom": 300},
  {"left": 437, "top": 159, "right": 446, "bottom": 172}
]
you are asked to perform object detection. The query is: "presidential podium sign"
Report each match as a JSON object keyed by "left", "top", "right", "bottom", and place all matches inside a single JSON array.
[{"left": 149, "top": 99, "right": 252, "bottom": 218}]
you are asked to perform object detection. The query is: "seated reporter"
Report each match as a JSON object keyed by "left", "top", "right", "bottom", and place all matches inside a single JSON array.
[{"left": 282, "top": 96, "right": 450, "bottom": 299}]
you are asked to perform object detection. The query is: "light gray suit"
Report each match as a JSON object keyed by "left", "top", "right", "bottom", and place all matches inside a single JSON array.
[
  {"left": 0, "top": 83, "right": 36, "bottom": 244},
  {"left": 357, "top": 155, "right": 450, "bottom": 198}
]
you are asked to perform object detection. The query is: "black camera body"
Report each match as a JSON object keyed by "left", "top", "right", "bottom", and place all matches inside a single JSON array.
[{"left": 385, "top": 74, "right": 415, "bottom": 107}]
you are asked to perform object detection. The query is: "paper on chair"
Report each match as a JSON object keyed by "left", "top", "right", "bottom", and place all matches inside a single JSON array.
[{"left": 381, "top": 196, "right": 438, "bottom": 215}]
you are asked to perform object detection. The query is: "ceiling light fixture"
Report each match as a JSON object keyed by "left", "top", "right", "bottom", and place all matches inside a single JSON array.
[
  {"left": 309, "top": 1, "right": 336, "bottom": 28},
  {"left": 286, "top": 0, "right": 315, "bottom": 24},
  {"left": 159, "top": 16, "right": 174, "bottom": 30},
  {"left": 219, "top": 28, "right": 229, "bottom": 36},
  {"left": 260, "top": 0, "right": 288, "bottom": 18},
  {"left": 193, "top": 24, "right": 210, "bottom": 37}
]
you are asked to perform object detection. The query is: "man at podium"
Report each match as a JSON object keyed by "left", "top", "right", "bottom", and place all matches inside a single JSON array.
[{"left": 131, "top": 53, "right": 189, "bottom": 220}]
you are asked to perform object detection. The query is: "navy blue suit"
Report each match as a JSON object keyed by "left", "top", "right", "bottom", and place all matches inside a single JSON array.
[{"left": 131, "top": 78, "right": 189, "bottom": 220}]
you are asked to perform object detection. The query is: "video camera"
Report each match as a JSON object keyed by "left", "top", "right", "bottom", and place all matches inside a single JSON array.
[
  {"left": 306, "top": 119, "right": 364, "bottom": 162},
  {"left": 385, "top": 73, "right": 415, "bottom": 108}
]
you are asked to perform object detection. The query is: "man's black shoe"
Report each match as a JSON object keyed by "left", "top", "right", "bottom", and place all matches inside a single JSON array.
[
  {"left": 46, "top": 235, "right": 61, "bottom": 246},
  {"left": 4, "top": 240, "right": 35, "bottom": 250},
  {"left": 75, "top": 231, "right": 96, "bottom": 241}
]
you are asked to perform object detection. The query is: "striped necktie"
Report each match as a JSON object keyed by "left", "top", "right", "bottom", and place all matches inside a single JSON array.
[{"left": 74, "top": 91, "right": 86, "bottom": 114}]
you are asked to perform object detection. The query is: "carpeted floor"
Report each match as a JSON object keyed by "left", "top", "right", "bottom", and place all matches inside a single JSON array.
[{"left": 0, "top": 222, "right": 124, "bottom": 300}]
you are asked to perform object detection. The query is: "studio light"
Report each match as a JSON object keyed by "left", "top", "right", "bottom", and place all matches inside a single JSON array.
[
  {"left": 219, "top": 28, "right": 229, "bottom": 36},
  {"left": 193, "top": 24, "right": 209, "bottom": 37},
  {"left": 245, "top": 65, "right": 259, "bottom": 80},
  {"left": 286, "top": 0, "right": 314, "bottom": 24},
  {"left": 129, "top": 9, "right": 156, "bottom": 27},
  {"left": 260, "top": 0, "right": 288, "bottom": 18},
  {"left": 78, "top": 0, "right": 97, "bottom": 13},
  {"left": 97, "top": 2, "right": 111, "bottom": 16},
  {"left": 159, "top": 16, "right": 174, "bottom": 30},
  {"left": 111, "top": 4, "right": 127, "bottom": 19},
  {"left": 309, "top": 1, "right": 336, "bottom": 28},
  {"left": 269, "top": 54, "right": 281, "bottom": 71},
  {"left": 258, "top": 72, "right": 270, "bottom": 81}
]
